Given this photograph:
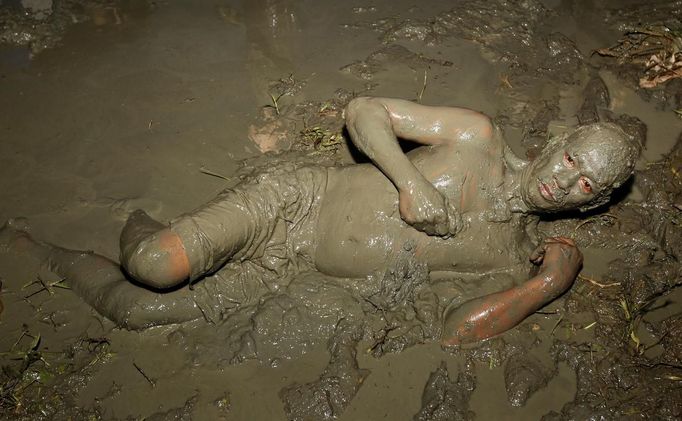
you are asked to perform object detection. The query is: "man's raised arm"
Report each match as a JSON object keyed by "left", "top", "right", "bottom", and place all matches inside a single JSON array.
[{"left": 344, "top": 97, "right": 492, "bottom": 237}]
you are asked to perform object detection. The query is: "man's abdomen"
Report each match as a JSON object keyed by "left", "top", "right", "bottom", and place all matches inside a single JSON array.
[{"left": 314, "top": 166, "right": 406, "bottom": 277}]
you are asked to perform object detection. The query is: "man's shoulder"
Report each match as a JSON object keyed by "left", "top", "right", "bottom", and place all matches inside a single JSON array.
[{"left": 454, "top": 118, "right": 506, "bottom": 156}]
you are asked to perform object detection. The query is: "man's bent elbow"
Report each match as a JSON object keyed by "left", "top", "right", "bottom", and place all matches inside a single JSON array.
[{"left": 121, "top": 229, "right": 190, "bottom": 290}]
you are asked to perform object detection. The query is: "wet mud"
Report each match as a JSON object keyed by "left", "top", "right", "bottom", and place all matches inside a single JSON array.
[{"left": 1, "top": 0, "right": 682, "bottom": 419}]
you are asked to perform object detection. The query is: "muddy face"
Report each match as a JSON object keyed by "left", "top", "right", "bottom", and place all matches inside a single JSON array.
[{"left": 520, "top": 123, "right": 639, "bottom": 213}]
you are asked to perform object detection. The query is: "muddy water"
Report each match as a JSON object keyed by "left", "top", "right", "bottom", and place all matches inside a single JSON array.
[{"left": 1, "top": 0, "right": 681, "bottom": 420}]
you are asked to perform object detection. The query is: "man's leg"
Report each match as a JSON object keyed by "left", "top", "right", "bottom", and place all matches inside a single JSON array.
[
  {"left": 119, "top": 210, "right": 192, "bottom": 289},
  {"left": 0, "top": 219, "right": 203, "bottom": 329},
  {"left": 120, "top": 190, "right": 259, "bottom": 289}
]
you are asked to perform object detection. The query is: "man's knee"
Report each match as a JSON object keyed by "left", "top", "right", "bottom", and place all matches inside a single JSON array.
[{"left": 121, "top": 229, "right": 190, "bottom": 289}]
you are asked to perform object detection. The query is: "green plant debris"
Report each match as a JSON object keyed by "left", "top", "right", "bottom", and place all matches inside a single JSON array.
[
  {"left": 265, "top": 74, "right": 305, "bottom": 116},
  {"left": 22, "top": 275, "right": 69, "bottom": 299},
  {"left": 267, "top": 92, "right": 286, "bottom": 116},
  {"left": 300, "top": 126, "right": 342, "bottom": 150},
  {"left": 1, "top": 332, "right": 114, "bottom": 416},
  {"left": 618, "top": 296, "right": 660, "bottom": 354},
  {"left": 0, "top": 331, "right": 46, "bottom": 413}
]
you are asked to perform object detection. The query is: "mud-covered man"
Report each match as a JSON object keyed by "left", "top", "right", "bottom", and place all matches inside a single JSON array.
[{"left": 0, "top": 97, "right": 640, "bottom": 345}]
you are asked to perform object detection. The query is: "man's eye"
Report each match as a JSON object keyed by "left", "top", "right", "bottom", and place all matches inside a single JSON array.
[
  {"left": 563, "top": 152, "right": 575, "bottom": 168},
  {"left": 580, "top": 177, "right": 592, "bottom": 193}
]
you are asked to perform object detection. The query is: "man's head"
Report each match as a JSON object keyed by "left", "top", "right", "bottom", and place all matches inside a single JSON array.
[{"left": 520, "top": 122, "right": 641, "bottom": 213}]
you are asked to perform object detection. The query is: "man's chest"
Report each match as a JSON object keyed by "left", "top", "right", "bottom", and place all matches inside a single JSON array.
[
  {"left": 430, "top": 148, "right": 507, "bottom": 215},
  {"left": 418, "top": 213, "right": 534, "bottom": 273}
]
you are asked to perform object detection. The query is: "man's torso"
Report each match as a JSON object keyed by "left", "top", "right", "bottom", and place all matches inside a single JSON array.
[{"left": 314, "top": 135, "right": 535, "bottom": 278}]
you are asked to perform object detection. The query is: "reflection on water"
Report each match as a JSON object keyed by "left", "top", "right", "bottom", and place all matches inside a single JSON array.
[{"left": 218, "top": 0, "right": 304, "bottom": 100}]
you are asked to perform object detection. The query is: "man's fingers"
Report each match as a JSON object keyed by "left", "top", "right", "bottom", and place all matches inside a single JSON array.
[
  {"left": 445, "top": 202, "right": 462, "bottom": 236},
  {"left": 544, "top": 237, "right": 576, "bottom": 247},
  {"left": 414, "top": 221, "right": 436, "bottom": 236},
  {"left": 532, "top": 237, "right": 583, "bottom": 269},
  {"left": 530, "top": 237, "right": 571, "bottom": 264},
  {"left": 447, "top": 217, "right": 459, "bottom": 236},
  {"left": 529, "top": 244, "right": 545, "bottom": 264},
  {"left": 436, "top": 221, "right": 450, "bottom": 237}
]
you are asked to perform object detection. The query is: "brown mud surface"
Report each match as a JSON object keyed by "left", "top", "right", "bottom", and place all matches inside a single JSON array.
[{"left": 1, "top": 0, "right": 681, "bottom": 419}]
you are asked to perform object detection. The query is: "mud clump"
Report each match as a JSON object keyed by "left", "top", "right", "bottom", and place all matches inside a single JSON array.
[
  {"left": 279, "top": 322, "right": 369, "bottom": 421},
  {"left": 577, "top": 76, "right": 611, "bottom": 125},
  {"left": 168, "top": 271, "right": 367, "bottom": 367},
  {"left": 363, "top": 242, "right": 441, "bottom": 357},
  {"left": 0, "top": 335, "right": 111, "bottom": 420},
  {"left": 504, "top": 352, "right": 556, "bottom": 407},
  {"left": 0, "top": 0, "right": 133, "bottom": 55},
  {"left": 545, "top": 337, "right": 682, "bottom": 420},
  {"left": 613, "top": 135, "right": 682, "bottom": 309},
  {"left": 368, "top": 241, "right": 428, "bottom": 310},
  {"left": 414, "top": 361, "right": 476, "bottom": 421},
  {"left": 540, "top": 32, "right": 584, "bottom": 84},
  {"left": 145, "top": 395, "right": 198, "bottom": 421},
  {"left": 340, "top": 43, "right": 453, "bottom": 81}
]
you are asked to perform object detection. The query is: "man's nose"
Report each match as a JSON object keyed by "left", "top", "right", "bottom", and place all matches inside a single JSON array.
[{"left": 554, "top": 168, "right": 579, "bottom": 190}]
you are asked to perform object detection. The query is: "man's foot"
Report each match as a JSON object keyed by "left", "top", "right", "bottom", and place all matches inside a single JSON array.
[
  {"left": 94, "top": 197, "right": 163, "bottom": 221},
  {"left": 0, "top": 218, "right": 35, "bottom": 252},
  {"left": 0, "top": 218, "right": 56, "bottom": 264}
]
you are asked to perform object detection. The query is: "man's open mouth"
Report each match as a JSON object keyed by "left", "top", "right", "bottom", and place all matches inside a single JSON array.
[{"left": 538, "top": 180, "right": 555, "bottom": 201}]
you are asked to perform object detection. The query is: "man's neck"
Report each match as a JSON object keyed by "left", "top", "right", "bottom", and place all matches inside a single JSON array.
[{"left": 502, "top": 146, "right": 530, "bottom": 213}]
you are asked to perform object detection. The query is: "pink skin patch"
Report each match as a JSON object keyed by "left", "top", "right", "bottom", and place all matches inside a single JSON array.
[
  {"left": 538, "top": 180, "right": 555, "bottom": 202},
  {"left": 248, "top": 120, "right": 289, "bottom": 153}
]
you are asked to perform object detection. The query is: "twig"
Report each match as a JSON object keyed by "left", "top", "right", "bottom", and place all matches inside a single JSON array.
[
  {"left": 551, "top": 314, "right": 564, "bottom": 335},
  {"left": 418, "top": 68, "right": 428, "bottom": 103},
  {"left": 535, "top": 310, "right": 560, "bottom": 315},
  {"left": 574, "top": 213, "right": 618, "bottom": 231},
  {"left": 10, "top": 330, "right": 28, "bottom": 351},
  {"left": 199, "top": 167, "right": 231, "bottom": 181},
  {"left": 656, "top": 375, "right": 682, "bottom": 381},
  {"left": 578, "top": 274, "right": 621, "bottom": 289},
  {"left": 133, "top": 362, "right": 156, "bottom": 387},
  {"left": 499, "top": 73, "right": 513, "bottom": 89},
  {"left": 583, "top": 321, "right": 597, "bottom": 330}
]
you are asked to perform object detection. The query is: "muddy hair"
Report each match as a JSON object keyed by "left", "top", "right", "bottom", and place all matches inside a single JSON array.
[{"left": 546, "top": 122, "right": 641, "bottom": 212}]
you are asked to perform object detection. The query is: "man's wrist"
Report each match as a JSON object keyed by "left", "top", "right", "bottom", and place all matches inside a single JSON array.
[{"left": 540, "top": 268, "right": 576, "bottom": 290}]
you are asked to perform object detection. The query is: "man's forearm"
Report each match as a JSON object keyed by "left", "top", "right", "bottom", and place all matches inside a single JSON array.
[
  {"left": 442, "top": 272, "right": 575, "bottom": 345},
  {"left": 345, "top": 97, "right": 428, "bottom": 191}
]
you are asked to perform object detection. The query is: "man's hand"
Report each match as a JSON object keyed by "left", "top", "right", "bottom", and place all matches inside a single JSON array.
[
  {"left": 398, "top": 180, "right": 463, "bottom": 238},
  {"left": 530, "top": 237, "right": 583, "bottom": 285}
]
